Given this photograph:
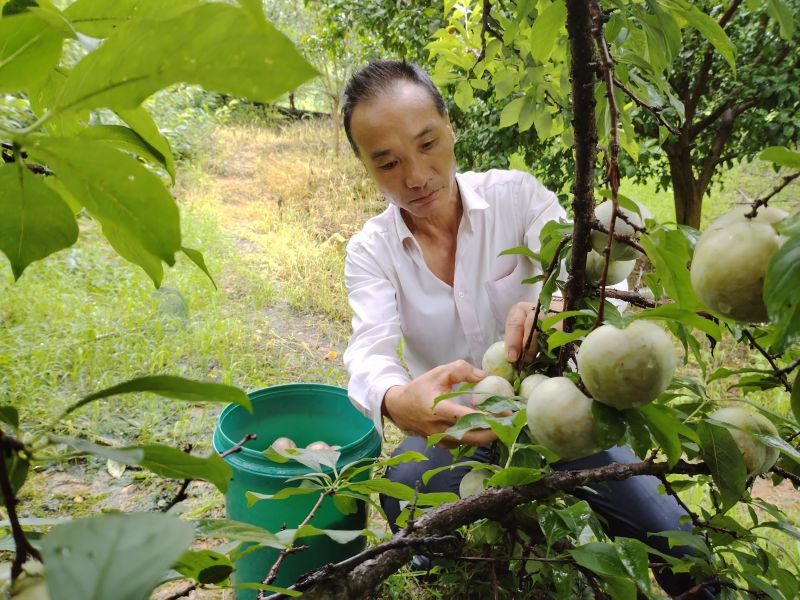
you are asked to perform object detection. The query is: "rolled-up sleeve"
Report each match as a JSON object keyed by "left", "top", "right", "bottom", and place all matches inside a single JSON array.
[{"left": 343, "top": 241, "right": 411, "bottom": 437}]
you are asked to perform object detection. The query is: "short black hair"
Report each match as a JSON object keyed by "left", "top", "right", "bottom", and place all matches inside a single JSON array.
[{"left": 342, "top": 60, "right": 447, "bottom": 156}]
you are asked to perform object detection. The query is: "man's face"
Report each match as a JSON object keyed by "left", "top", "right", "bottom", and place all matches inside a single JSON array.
[{"left": 349, "top": 80, "right": 457, "bottom": 219}]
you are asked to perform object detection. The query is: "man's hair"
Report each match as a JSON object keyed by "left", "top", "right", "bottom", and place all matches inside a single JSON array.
[{"left": 342, "top": 60, "right": 447, "bottom": 156}]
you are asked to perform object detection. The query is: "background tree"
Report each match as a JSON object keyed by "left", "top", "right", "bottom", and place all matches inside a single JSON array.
[{"left": 419, "top": 0, "right": 799, "bottom": 227}]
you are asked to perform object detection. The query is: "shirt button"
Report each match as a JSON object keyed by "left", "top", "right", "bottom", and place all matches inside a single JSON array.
[{"left": 458, "top": 291, "right": 465, "bottom": 298}]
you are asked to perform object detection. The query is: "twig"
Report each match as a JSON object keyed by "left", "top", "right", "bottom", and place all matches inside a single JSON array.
[
  {"left": 258, "top": 491, "right": 329, "bottom": 598},
  {"left": 742, "top": 330, "right": 791, "bottom": 392},
  {"left": 0, "top": 432, "right": 41, "bottom": 580},
  {"left": 771, "top": 466, "right": 800, "bottom": 487},
  {"left": 590, "top": 222, "right": 646, "bottom": 255},
  {"left": 517, "top": 235, "right": 571, "bottom": 372},
  {"left": 612, "top": 77, "right": 679, "bottom": 135},
  {"left": 774, "top": 357, "right": 800, "bottom": 380},
  {"left": 163, "top": 583, "right": 197, "bottom": 600},
  {"left": 590, "top": 0, "right": 621, "bottom": 327},
  {"left": 744, "top": 171, "right": 800, "bottom": 218},
  {"left": 219, "top": 433, "right": 257, "bottom": 458},
  {"left": 598, "top": 287, "right": 657, "bottom": 309},
  {"left": 162, "top": 479, "right": 192, "bottom": 512}
]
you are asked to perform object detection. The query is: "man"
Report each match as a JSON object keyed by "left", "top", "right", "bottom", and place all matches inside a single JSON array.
[{"left": 341, "top": 59, "right": 711, "bottom": 598}]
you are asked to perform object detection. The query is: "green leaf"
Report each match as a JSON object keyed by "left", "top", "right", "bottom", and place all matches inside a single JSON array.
[
  {"left": 487, "top": 466, "right": 543, "bottom": 487},
  {"left": 246, "top": 482, "right": 321, "bottom": 506},
  {"left": 333, "top": 493, "right": 359, "bottom": 515},
  {"left": 193, "top": 518, "right": 284, "bottom": 549},
  {"left": 135, "top": 444, "right": 232, "bottom": 493},
  {"left": 696, "top": 420, "right": 747, "bottom": 512},
  {"left": 0, "top": 164, "right": 78, "bottom": 280},
  {"left": 41, "top": 513, "right": 194, "bottom": 600},
  {"left": 76, "top": 125, "right": 173, "bottom": 175},
  {"left": 0, "top": 12, "right": 65, "bottom": 92},
  {"left": 174, "top": 549, "right": 234, "bottom": 585},
  {"left": 181, "top": 246, "right": 217, "bottom": 289},
  {"left": 262, "top": 445, "right": 341, "bottom": 472},
  {"left": 640, "top": 403, "right": 696, "bottom": 468},
  {"left": 437, "top": 412, "right": 490, "bottom": 443},
  {"left": 547, "top": 328, "right": 590, "bottom": 351},
  {"left": 499, "top": 97, "right": 525, "bottom": 128},
  {"left": 633, "top": 305, "right": 721, "bottom": 340},
  {"left": 766, "top": 0, "right": 795, "bottom": 41},
  {"left": 777, "top": 211, "right": 800, "bottom": 237},
  {"left": 0, "top": 405, "right": 19, "bottom": 429},
  {"left": 347, "top": 478, "right": 458, "bottom": 506},
  {"left": 529, "top": 0, "right": 566, "bottom": 63},
  {"left": 454, "top": 80, "right": 473, "bottom": 110},
  {"left": 624, "top": 409, "right": 653, "bottom": 459},
  {"left": 591, "top": 402, "right": 626, "bottom": 449},
  {"left": 640, "top": 228, "right": 699, "bottom": 309},
  {"left": 748, "top": 431, "right": 800, "bottom": 465},
  {"left": 50, "top": 435, "right": 145, "bottom": 465},
  {"left": 56, "top": 3, "right": 317, "bottom": 115},
  {"left": 26, "top": 137, "right": 181, "bottom": 285},
  {"left": 615, "top": 537, "right": 651, "bottom": 594},
  {"left": 291, "top": 524, "right": 373, "bottom": 545},
  {"left": 758, "top": 146, "right": 800, "bottom": 169},
  {"left": 498, "top": 245, "right": 540, "bottom": 260},
  {"left": 68, "top": 375, "right": 251, "bottom": 417},
  {"left": 64, "top": 0, "right": 200, "bottom": 37},
  {"left": 791, "top": 371, "right": 800, "bottom": 425},
  {"left": 663, "top": 0, "right": 736, "bottom": 74},
  {"left": 764, "top": 235, "right": 800, "bottom": 352},
  {"left": 570, "top": 542, "right": 628, "bottom": 577},
  {"left": 115, "top": 106, "right": 176, "bottom": 180}
]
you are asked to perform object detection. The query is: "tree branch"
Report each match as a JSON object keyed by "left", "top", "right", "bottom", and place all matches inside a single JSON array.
[
  {"left": 613, "top": 78, "right": 678, "bottom": 135},
  {"left": 742, "top": 330, "right": 792, "bottom": 392},
  {"left": 744, "top": 171, "right": 800, "bottom": 217},
  {"left": 266, "top": 460, "right": 709, "bottom": 599}
]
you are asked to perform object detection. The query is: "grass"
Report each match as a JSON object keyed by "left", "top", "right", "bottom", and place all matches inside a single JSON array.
[{"left": 1, "top": 118, "right": 798, "bottom": 598}]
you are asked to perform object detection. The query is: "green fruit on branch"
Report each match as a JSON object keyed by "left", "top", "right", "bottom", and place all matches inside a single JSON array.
[
  {"left": 519, "top": 373, "right": 549, "bottom": 400},
  {"left": 584, "top": 250, "right": 636, "bottom": 286},
  {"left": 710, "top": 406, "right": 780, "bottom": 475},
  {"left": 697, "top": 205, "right": 788, "bottom": 251},
  {"left": 691, "top": 208, "right": 785, "bottom": 322},
  {"left": 578, "top": 320, "right": 677, "bottom": 409},
  {"left": 459, "top": 468, "right": 491, "bottom": 498},
  {"left": 526, "top": 377, "right": 601, "bottom": 460},
  {"left": 482, "top": 341, "right": 516, "bottom": 382},
  {"left": 470, "top": 375, "right": 515, "bottom": 408},
  {"left": 590, "top": 200, "right": 644, "bottom": 261},
  {"left": 271, "top": 437, "right": 297, "bottom": 452}
]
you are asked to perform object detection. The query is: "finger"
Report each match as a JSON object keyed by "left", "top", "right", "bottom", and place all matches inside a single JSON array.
[
  {"left": 434, "top": 360, "right": 485, "bottom": 387},
  {"left": 504, "top": 303, "right": 531, "bottom": 362},
  {"left": 433, "top": 402, "right": 497, "bottom": 447}
]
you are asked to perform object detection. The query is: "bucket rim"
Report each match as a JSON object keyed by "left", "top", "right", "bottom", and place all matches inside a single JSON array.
[{"left": 213, "top": 383, "right": 381, "bottom": 475}]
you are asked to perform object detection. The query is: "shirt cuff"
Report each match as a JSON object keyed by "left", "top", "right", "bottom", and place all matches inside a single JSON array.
[{"left": 366, "top": 375, "right": 410, "bottom": 440}]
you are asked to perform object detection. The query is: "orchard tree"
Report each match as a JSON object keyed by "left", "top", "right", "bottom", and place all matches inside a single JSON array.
[
  {"left": 1, "top": 2, "right": 800, "bottom": 600},
  {"left": 426, "top": 0, "right": 799, "bottom": 227}
]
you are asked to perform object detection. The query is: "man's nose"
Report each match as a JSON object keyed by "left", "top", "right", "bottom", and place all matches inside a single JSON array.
[{"left": 404, "top": 156, "right": 428, "bottom": 190}]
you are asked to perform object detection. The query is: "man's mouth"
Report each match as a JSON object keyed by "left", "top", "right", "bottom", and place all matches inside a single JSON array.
[{"left": 413, "top": 188, "right": 439, "bottom": 203}]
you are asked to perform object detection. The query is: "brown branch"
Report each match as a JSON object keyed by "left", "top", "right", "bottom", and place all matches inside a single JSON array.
[
  {"left": 697, "top": 100, "right": 757, "bottom": 194},
  {"left": 742, "top": 330, "right": 791, "bottom": 392},
  {"left": 744, "top": 171, "right": 800, "bottom": 218},
  {"left": 258, "top": 491, "right": 330, "bottom": 598},
  {"left": 590, "top": 222, "right": 646, "bottom": 255},
  {"left": 0, "top": 432, "right": 41, "bottom": 581},
  {"left": 774, "top": 357, "right": 800, "bottom": 380},
  {"left": 684, "top": 0, "right": 743, "bottom": 126},
  {"left": 590, "top": 0, "right": 621, "bottom": 327},
  {"left": 613, "top": 78, "right": 678, "bottom": 135},
  {"left": 594, "top": 287, "right": 658, "bottom": 309},
  {"left": 771, "top": 466, "right": 800, "bottom": 487},
  {"left": 219, "top": 433, "right": 257, "bottom": 458},
  {"left": 561, "top": 0, "right": 599, "bottom": 373},
  {"left": 516, "top": 235, "right": 571, "bottom": 372},
  {"left": 162, "top": 479, "right": 192, "bottom": 513},
  {"left": 266, "top": 460, "right": 710, "bottom": 599}
]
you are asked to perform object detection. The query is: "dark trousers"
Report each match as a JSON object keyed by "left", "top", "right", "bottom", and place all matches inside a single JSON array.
[{"left": 381, "top": 437, "right": 712, "bottom": 598}]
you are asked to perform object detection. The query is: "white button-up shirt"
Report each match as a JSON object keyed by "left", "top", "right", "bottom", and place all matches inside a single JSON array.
[{"left": 343, "top": 169, "right": 568, "bottom": 435}]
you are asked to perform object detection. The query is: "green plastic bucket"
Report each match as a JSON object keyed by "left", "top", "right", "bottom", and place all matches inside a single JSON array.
[{"left": 213, "top": 383, "right": 381, "bottom": 599}]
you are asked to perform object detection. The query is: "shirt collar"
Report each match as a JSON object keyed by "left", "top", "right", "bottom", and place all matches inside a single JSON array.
[{"left": 391, "top": 173, "right": 489, "bottom": 243}]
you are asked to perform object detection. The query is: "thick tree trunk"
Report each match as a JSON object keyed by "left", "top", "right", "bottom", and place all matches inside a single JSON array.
[{"left": 666, "top": 145, "right": 703, "bottom": 229}]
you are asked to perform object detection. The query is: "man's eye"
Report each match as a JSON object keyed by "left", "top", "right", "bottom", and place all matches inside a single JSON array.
[
  {"left": 379, "top": 161, "right": 397, "bottom": 171},
  {"left": 422, "top": 139, "right": 437, "bottom": 150}
]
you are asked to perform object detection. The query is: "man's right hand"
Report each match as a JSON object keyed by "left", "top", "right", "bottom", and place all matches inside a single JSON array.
[{"left": 381, "top": 360, "right": 497, "bottom": 447}]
